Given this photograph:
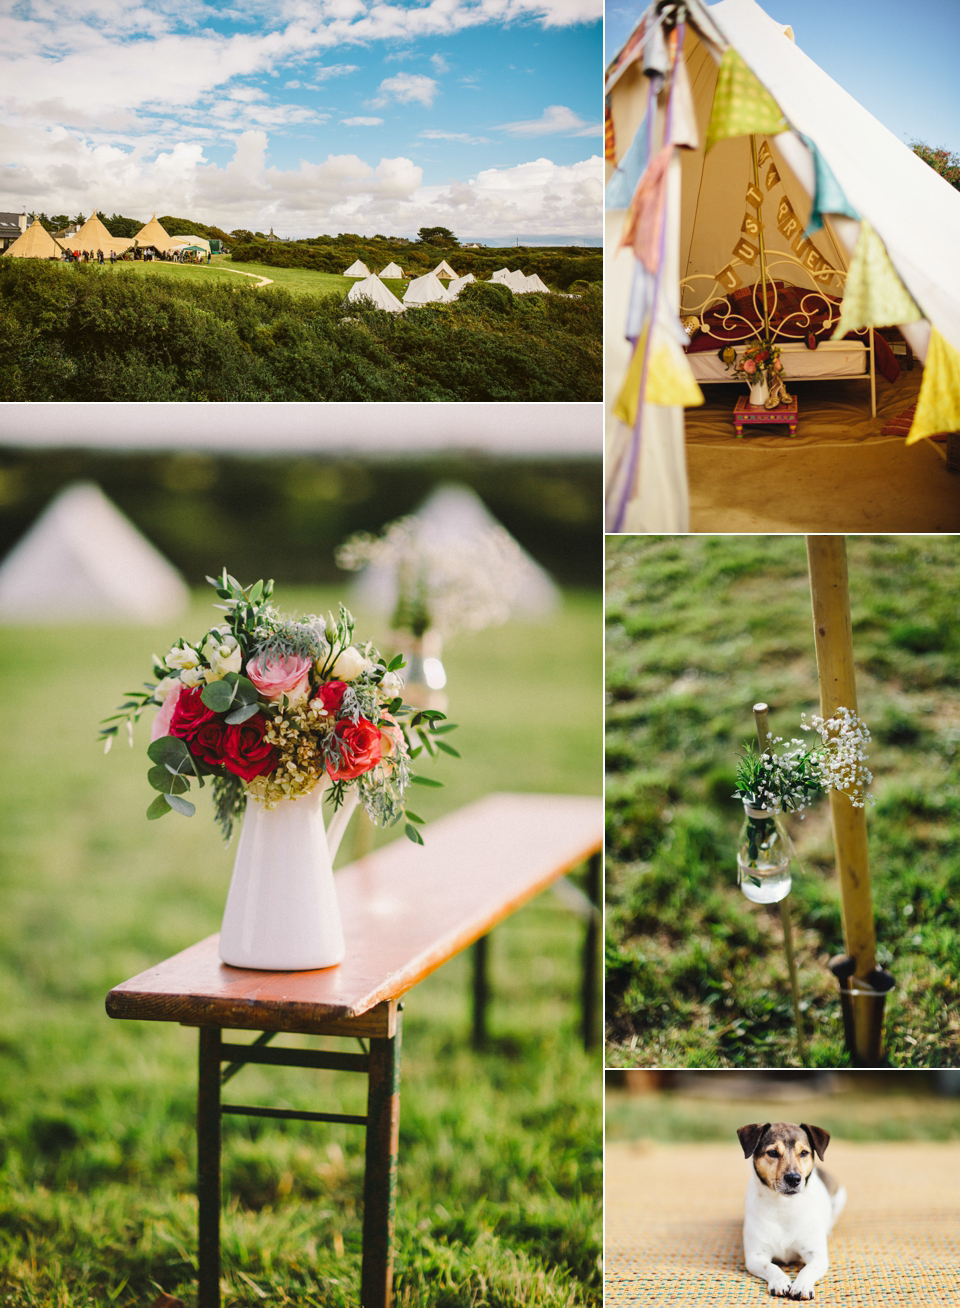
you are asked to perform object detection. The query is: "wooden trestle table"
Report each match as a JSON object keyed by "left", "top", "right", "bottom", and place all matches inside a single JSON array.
[{"left": 106, "top": 791, "right": 601, "bottom": 1308}]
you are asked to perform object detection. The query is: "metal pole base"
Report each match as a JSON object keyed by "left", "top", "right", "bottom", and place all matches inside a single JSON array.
[{"left": 828, "top": 954, "right": 895, "bottom": 1066}]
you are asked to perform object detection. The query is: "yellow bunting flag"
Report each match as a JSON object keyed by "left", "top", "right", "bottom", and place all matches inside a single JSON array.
[
  {"left": 765, "top": 163, "right": 781, "bottom": 191},
  {"left": 832, "top": 220, "right": 923, "bottom": 339},
  {"left": 906, "top": 330, "right": 960, "bottom": 444},
  {"left": 745, "top": 182, "right": 764, "bottom": 209},
  {"left": 705, "top": 48, "right": 788, "bottom": 152},
  {"left": 741, "top": 211, "right": 762, "bottom": 238},
  {"left": 613, "top": 326, "right": 705, "bottom": 426},
  {"left": 733, "top": 236, "right": 759, "bottom": 264},
  {"left": 715, "top": 262, "right": 744, "bottom": 291},
  {"left": 757, "top": 140, "right": 772, "bottom": 166}
]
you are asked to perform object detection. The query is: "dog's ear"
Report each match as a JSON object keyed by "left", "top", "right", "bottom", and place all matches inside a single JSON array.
[
  {"left": 801, "top": 1123, "right": 830, "bottom": 1161},
  {"left": 737, "top": 1122, "right": 771, "bottom": 1158}
]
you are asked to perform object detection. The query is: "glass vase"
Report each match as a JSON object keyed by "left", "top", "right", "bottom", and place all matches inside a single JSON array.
[{"left": 737, "top": 801, "right": 792, "bottom": 903}]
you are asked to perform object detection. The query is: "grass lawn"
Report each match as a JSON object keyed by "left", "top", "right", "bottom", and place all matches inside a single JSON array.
[
  {"left": 0, "top": 585, "right": 602, "bottom": 1306},
  {"left": 110, "top": 256, "right": 406, "bottom": 300},
  {"left": 606, "top": 535, "right": 960, "bottom": 1069}
]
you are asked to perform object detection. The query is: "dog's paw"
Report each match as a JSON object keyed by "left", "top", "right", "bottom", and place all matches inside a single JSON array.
[
  {"left": 766, "top": 1270, "right": 793, "bottom": 1297},
  {"left": 788, "top": 1279, "right": 816, "bottom": 1301}
]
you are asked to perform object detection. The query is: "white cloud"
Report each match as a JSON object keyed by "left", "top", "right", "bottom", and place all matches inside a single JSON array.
[
  {"left": 312, "top": 63, "right": 360, "bottom": 81},
  {"left": 372, "top": 73, "right": 438, "bottom": 108},
  {"left": 430, "top": 53, "right": 450, "bottom": 74},
  {"left": 420, "top": 129, "right": 489, "bottom": 145},
  {"left": 342, "top": 116, "right": 384, "bottom": 126},
  {"left": 499, "top": 104, "right": 600, "bottom": 137}
]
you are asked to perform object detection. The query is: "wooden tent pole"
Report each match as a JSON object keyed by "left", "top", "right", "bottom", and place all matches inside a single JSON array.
[{"left": 806, "top": 536, "right": 886, "bottom": 1063}]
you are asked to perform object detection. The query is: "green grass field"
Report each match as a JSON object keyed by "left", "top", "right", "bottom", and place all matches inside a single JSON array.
[
  {"left": 0, "top": 586, "right": 602, "bottom": 1305},
  {"left": 103, "top": 255, "right": 407, "bottom": 300},
  {"left": 606, "top": 536, "right": 960, "bottom": 1069}
]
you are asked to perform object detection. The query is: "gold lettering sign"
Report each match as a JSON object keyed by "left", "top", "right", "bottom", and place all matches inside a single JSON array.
[
  {"left": 791, "top": 231, "right": 811, "bottom": 259},
  {"left": 733, "top": 237, "right": 759, "bottom": 264},
  {"left": 777, "top": 197, "right": 794, "bottom": 225},
  {"left": 765, "top": 163, "right": 781, "bottom": 191},
  {"left": 813, "top": 265, "right": 835, "bottom": 284},
  {"left": 741, "top": 211, "right": 763, "bottom": 238},
  {"left": 745, "top": 182, "right": 764, "bottom": 209},
  {"left": 757, "top": 141, "right": 772, "bottom": 167},
  {"left": 715, "top": 262, "right": 743, "bottom": 291},
  {"left": 779, "top": 215, "right": 801, "bottom": 240},
  {"left": 803, "top": 246, "right": 823, "bottom": 273}
]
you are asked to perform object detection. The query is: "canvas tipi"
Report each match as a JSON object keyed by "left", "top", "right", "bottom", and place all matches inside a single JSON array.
[
  {"left": 430, "top": 259, "right": 458, "bottom": 279},
  {"left": 402, "top": 272, "right": 454, "bottom": 306},
  {"left": 134, "top": 215, "right": 174, "bottom": 254},
  {"left": 347, "top": 273, "right": 406, "bottom": 313},
  {"left": 69, "top": 213, "right": 133, "bottom": 256},
  {"left": 2, "top": 218, "right": 63, "bottom": 260},
  {"left": 378, "top": 261, "right": 404, "bottom": 278},
  {"left": 343, "top": 259, "right": 371, "bottom": 277},
  {"left": 0, "top": 483, "right": 189, "bottom": 623},
  {"left": 606, "top": 0, "right": 960, "bottom": 532}
]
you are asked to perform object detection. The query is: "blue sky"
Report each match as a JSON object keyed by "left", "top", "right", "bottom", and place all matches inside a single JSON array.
[
  {"left": 1, "top": 1, "right": 603, "bottom": 243},
  {"left": 606, "top": 0, "right": 960, "bottom": 152}
]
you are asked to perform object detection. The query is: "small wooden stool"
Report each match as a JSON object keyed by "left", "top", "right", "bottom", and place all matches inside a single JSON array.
[{"left": 734, "top": 394, "right": 799, "bottom": 438}]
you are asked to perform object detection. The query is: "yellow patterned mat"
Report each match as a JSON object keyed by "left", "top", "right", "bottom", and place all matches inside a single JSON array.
[{"left": 606, "top": 1141, "right": 960, "bottom": 1307}]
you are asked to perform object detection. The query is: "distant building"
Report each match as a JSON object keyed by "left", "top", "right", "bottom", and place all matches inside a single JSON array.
[
  {"left": 264, "top": 227, "right": 282, "bottom": 242},
  {"left": 0, "top": 212, "right": 27, "bottom": 252}
]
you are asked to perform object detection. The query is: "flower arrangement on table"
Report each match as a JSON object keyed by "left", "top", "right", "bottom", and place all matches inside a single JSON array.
[
  {"left": 722, "top": 338, "right": 792, "bottom": 409},
  {"left": 732, "top": 707, "right": 873, "bottom": 894},
  {"left": 100, "top": 570, "right": 457, "bottom": 844}
]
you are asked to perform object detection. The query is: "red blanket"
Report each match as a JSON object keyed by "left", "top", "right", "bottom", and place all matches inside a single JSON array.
[{"left": 685, "top": 280, "right": 900, "bottom": 382}]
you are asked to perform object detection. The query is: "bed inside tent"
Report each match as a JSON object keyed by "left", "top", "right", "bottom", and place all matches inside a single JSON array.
[{"left": 605, "top": 0, "right": 960, "bottom": 533}]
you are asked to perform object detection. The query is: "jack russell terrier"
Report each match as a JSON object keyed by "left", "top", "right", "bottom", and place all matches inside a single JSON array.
[{"left": 738, "top": 1122, "right": 846, "bottom": 1300}]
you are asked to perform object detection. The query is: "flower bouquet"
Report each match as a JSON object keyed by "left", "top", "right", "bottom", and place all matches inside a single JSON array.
[
  {"left": 733, "top": 707, "right": 873, "bottom": 903},
  {"left": 101, "top": 571, "right": 459, "bottom": 970},
  {"left": 723, "top": 338, "right": 788, "bottom": 408}
]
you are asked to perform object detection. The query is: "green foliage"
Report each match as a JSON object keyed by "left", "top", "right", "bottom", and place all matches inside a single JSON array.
[
  {"left": 910, "top": 140, "right": 960, "bottom": 190},
  {"left": 101, "top": 213, "right": 143, "bottom": 238},
  {"left": 0, "top": 259, "right": 600, "bottom": 401},
  {"left": 606, "top": 535, "right": 960, "bottom": 1068}
]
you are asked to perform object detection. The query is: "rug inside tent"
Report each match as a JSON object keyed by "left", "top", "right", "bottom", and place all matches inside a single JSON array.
[
  {"left": 685, "top": 367, "right": 960, "bottom": 532},
  {"left": 607, "top": 1140, "right": 960, "bottom": 1308}
]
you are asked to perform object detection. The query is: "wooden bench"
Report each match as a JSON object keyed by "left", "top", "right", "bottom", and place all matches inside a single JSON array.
[{"left": 105, "top": 791, "right": 601, "bottom": 1308}]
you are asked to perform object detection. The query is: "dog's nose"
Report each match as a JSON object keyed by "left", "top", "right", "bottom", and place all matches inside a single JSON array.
[{"left": 784, "top": 1172, "right": 801, "bottom": 1186}]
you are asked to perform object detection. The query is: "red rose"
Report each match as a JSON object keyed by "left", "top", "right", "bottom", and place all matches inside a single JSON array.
[
  {"left": 311, "top": 679, "right": 348, "bottom": 716},
  {"left": 169, "top": 685, "right": 216, "bottom": 740},
  {"left": 326, "top": 718, "right": 383, "bottom": 782},
  {"left": 190, "top": 720, "right": 227, "bottom": 769},
  {"left": 221, "top": 713, "right": 279, "bottom": 782}
]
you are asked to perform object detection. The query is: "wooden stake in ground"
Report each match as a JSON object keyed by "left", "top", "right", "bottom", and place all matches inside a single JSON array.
[
  {"left": 754, "top": 701, "right": 806, "bottom": 1066},
  {"left": 806, "top": 535, "right": 890, "bottom": 1064}
]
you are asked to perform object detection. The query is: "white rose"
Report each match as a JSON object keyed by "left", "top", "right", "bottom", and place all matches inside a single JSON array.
[
  {"left": 165, "top": 643, "right": 201, "bottom": 671},
  {"left": 203, "top": 634, "right": 242, "bottom": 679},
  {"left": 180, "top": 666, "right": 206, "bottom": 687},
  {"left": 330, "top": 646, "right": 370, "bottom": 681},
  {"left": 380, "top": 670, "right": 403, "bottom": 697}
]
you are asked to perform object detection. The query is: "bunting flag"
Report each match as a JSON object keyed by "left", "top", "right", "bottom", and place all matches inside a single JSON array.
[
  {"left": 800, "top": 133, "right": 860, "bottom": 235},
  {"left": 605, "top": 95, "right": 616, "bottom": 163},
  {"left": 613, "top": 323, "right": 704, "bottom": 427},
  {"left": 906, "top": 330, "right": 960, "bottom": 445},
  {"left": 606, "top": 119, "right": 651, "bottom": 210},
  {"left": 832, "top": 220, "right": 923, "bottom": 339},
  {"left": 705, "top": 48, "right": 788, "bottom": 152},
  {"left": 668, "top": 53, "right": 700, "bottom": 150},
  {"left": 619, "top": 144, "right": 673, "bottom": 272}
]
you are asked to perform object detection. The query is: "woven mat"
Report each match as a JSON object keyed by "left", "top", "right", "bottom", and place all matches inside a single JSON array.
[{"left": 606, "top": 1141, "right": 960, "bottom": 1307}]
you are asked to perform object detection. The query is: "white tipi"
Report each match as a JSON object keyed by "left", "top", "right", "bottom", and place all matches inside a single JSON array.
[
  {"left": 343, "top": 259, "right": 371, "bottom": 277},
  {"left": 431, "top": 259, "right": 458, "bottom": 279},
  {"left": 403, "top": 272, "right": 455, "bottom": 306},
  {"left": 347, "top": 273, "right": 406, "bottom": 313},
  {"left": 378, "top": 262, "right": 404, "bottom": 278},
  {"left": 0, "top": 483, "right": 189, "bottom": 623}
]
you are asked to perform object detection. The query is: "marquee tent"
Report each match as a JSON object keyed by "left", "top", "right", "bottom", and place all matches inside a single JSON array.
[
  {"left": 403, "top": 272, "right": 455, "bottom": 306},
  {"left": 431, "top": 260, "right": 458, "bottom": 279},
  {"left": 343, "top": 259, "right": 371, "bottom": 277},
  {"left": 347, "top": 273, "right": 406, "bottom": 313},
  {"left": 2, "top": 218, "right": 63, "bottom": 260},
  {"left": 69, "top": 213, "right": 133, "bottom": 256},
  {"left": 0, "top": 482, "right": 189, "bottom": 624},
  {"left": 379, "top": 261, "right": 404, "bottom": 278},
  {"left": 134, "top": 215, "right": 174, "bottom": 253},
  {"left": 168, "top": 233, "right": 211, "bottom": 254},
  {"left": 605, "top": 0, "right": 960, "bottom": 532}
]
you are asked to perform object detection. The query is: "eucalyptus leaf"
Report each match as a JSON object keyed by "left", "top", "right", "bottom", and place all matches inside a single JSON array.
[
  {"left": 201, "top": 680, "right": 235, "bottom": 712},
  {"left": 233, "top": 675, "right": 260, "bottom": 707},
  {"left": 405, "top": 811, "right": 425, "bottom": 825},
  {"left": 410, "top": 775, "right": 443, "bottom": 788},
  {"left": 165, "top": 793, "right": 196, "bottom": 817},
  {"left": 436, "top": 741, "right": 461, "bottom": 758},
  {"left": 225, "top": 702, "right": 260, "bottom": 724},
  {"left": 404, "top": 823, "right": 424, "bottom": 845},
  {"left": 147, "top": 766, "right": 189, "bottom": 794},
  {"left": 147, "top": 735, "right": 192, "bottom": 767},
  {"left": 146, "top": 794, "right": 171, "bottom": 820}
]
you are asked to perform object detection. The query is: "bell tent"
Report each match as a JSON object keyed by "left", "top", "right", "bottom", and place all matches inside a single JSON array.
[
  {"left": 343, "top": 259, "right": 371, "bottom": 278},
  {"left": 2, "top": 218, "right": 63, "bottom": 260},
  {"left": 403, "top": 272, "right": 455, "bottom": 306},
  {"left": 447, "top": 273, "right": 476, "bottom": 298},
  {"left": 378, "top": 261, "right": 404, "bottom": 278},
  {"left": 605, "top": 0, "right": 960, "bottom": 532},
  {"left": 430, "top": 260, "right": 458, "bottom": 279},
  {"left": 0, "top": 483, "right": 189, "bottom": 624},
  {"left": 346, "top": 273, "right": 406, "bottom": 313}
]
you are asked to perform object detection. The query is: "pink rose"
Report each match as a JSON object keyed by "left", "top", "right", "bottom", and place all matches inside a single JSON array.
[
  {"left": 326, "top": 718, "right": 383, "bottom": 782},
  {"left": 743, "top": 358, "right": 756, "bottom": 374},
  {"left": 152, "top": 682, "right": 183, "bottom": 741},
  {"left": 247, "top": 652, "right": 313, "bottom": 702},
  {"left": 774, "top": 358, "right": 783, "bottom": 371},
  {"left": 311, "top": 680, "right": 348, "bottom": 716}
]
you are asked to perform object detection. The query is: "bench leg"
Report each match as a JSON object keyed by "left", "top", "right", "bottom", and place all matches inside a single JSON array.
[
  {"left": 582, "top": 852, "right": 601, "bottom": 1050},
  {"left": 197, "top": 1026, "right": 222, "bottom": 1308},
  {"left": 471, "top": 934, "right": 489, "bottom": 1049},
  {"left": 361, "top": 1009, "right": 403, "bottom": 1308}
]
